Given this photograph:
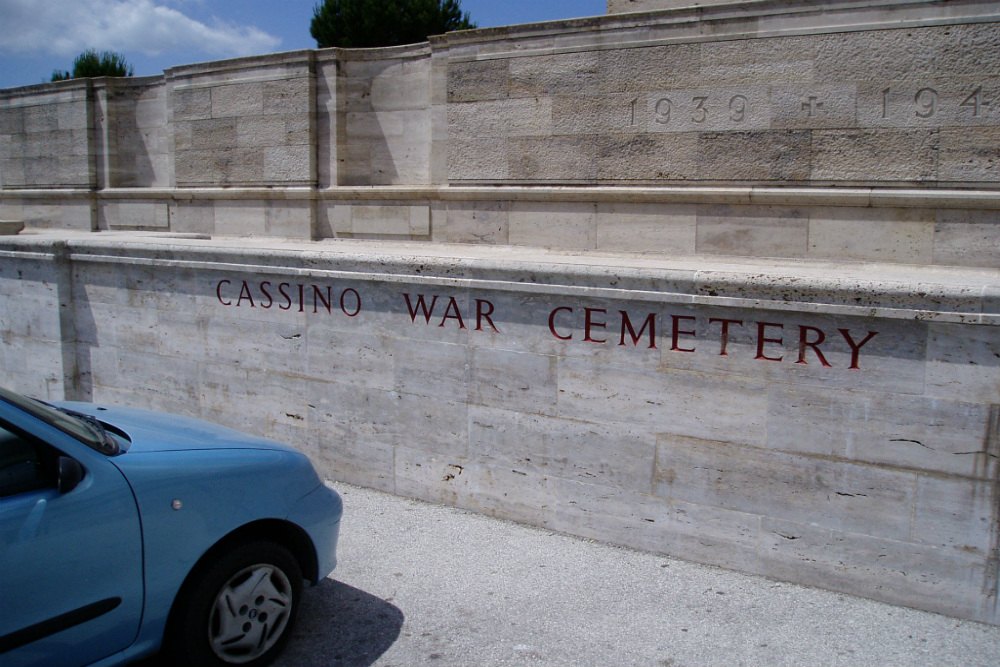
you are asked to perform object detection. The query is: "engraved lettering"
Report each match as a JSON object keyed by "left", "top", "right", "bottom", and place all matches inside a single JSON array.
[
  {"left": 549, "top": 306, "right": 573, "bottom": 341},
  {"left": 655, "top": 97, "right": 672, "bottom": 125},
  {"left": 915, "top": 87, "right": 937, "bottom": 118},
  {"left": 709, "top": 318, "right": 743, "bottom": 356},
  {"left": 729, "top": 95, "right": 747, "bottom": 122},
  {"left": 212, "top": 282, "right": 886, "bottom": 374},
  {"left": 439, "top": 297, "right": 466, "bottom": 329},
  {"left": 216, "top": 279, "right": 232, "bottom": 306},
  {"left": 237, "top": 281, "right": 255, "bottom": 308},
  {"left": 882, "top": 87, "right": 890, "bottom": 118},
  {"left": 475, "top": 299, "right": 499, "bottom": 333},
  {"left": 796, "top": 325, "right": 831, "bottom": 367},
  {"left": 313, "top": 285, "right": 332, "bottom": 314},
  {"left": 403, "top": 293, "right": 438, "bottom": 323},
  {"left": 619, "top": 311, "right": 657, "bottom": 349},
  {"left": 960, "top": 86, "right": 991, "bottom": 117},
  {"left": 260, "top": 281, "right": 273, "bottom": 309},
  {"left": 692, "top": 96, "right": 708, "bottom": 123},
  {"left": 340, "top": 288, "right": 361, "bottom": 317},
  {"left": 584, "top": 308, "right": 607, "bottom": 343},
  {"left": 629, "top": 98, "right": 638, "bottom": 126},
  {"left": 278, "top": 283, "right": 292, "bottom": 310},
  {"left": 670, "top": 315, "right": 697, "bottom": 353},
  {"left": 755, "top": 322, "right": 784, "bottom": 362},
  {"left": 839, "top": 329, "right": 879, "bottom": 370}
]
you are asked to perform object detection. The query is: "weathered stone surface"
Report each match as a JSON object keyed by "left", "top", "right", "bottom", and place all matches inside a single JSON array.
[
  {"left": 596, "top": 202, "right": 697, "bottom": 253},
  {"left": 696, "top": 204, "right": 809, "bottom": 256},
  {"left": 509, "top": 136, "right": 599, "bottom": 182},
  {"left": 447, "top": 59, "right": 510, "bottom": 103},
  {"left": 807, "top": 205, "right": 936, "bottom": 263},
  {"left": 698, "top": 131, "right": 812, "bottom": 181},
  {"left": 811, "top": 129, "right": 940, "bottom": 183},
  {"left": 98, "top": 201, "right": 169, "bottom": 231},
  {"left": 596, "top": 132, "right": 701, "bottom": 181},
  {"left": 767, "top": 384, "right": 998, "bottom": 479},
  {"left": 560, "top": 359, "right": 769, "bottom": 445},
  {"left": 939, "top": 127, "right": 1000, "bottom": 183},
  {"left": 758, "top": 518, "right": 998, "bottom": 624},
  {"left": 925, "top": 322, "right": 1000, "bottom": 404},
  {"left": 934, "top": 209, "right": 1000, "bottom": 269},
  {"left": 598, "top": 44, "right": 703, "bottom": 93},
  {"left": 654, "top": 434, "right": 917, "bottom": 540},
  {"left": 509, "top": 202, "right": 597, "bottom": 248},
  {"left": 437, "top": 200, "right": 509, "bottom": 244}
]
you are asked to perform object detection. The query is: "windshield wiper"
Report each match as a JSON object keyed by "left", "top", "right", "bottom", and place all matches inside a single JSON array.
[{"left": 54, "top": 407, "right": 120, "bottom": 456}]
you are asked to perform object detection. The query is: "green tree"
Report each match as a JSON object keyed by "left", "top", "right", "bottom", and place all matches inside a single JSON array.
[
  {"left": 51, "top": 49, "right": 134, "bottom": 81},
  {"left": 311, "top": 0, "right": 475, "bottom": 48}
]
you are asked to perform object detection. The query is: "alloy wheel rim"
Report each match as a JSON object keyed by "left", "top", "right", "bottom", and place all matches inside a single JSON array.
[{"left": 208, "top": 563, "right": 293, "bottom": 664}]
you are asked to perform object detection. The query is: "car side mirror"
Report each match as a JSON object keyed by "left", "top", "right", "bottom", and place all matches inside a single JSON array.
[{"left": 57, "top": 456, "right": 84, "bottom": 494}]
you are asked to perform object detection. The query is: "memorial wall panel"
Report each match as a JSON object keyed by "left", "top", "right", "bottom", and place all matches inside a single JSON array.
[{"left": 2, "top": 234, "right": 995, "bottom": 622}]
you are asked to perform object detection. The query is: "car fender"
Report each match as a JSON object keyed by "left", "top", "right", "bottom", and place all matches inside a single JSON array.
[
  {"left": 286, "top": 481, "right": 342, "bottom": 580},
  {"left": 110, "top": 447, "right": 324, "bottom": 648}
]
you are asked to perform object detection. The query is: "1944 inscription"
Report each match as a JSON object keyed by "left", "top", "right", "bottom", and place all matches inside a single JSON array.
[{"left": 216, "top": 280, "right": 879, "bottom": 370}]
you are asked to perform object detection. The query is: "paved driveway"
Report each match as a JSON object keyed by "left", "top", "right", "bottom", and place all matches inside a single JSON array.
[{"left": 271, "top": 483, "right": 1000, "bottom": 667}]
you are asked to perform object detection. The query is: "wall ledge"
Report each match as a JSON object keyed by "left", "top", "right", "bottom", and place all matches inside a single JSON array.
[{"left": 6, "top": 185, "right": 1000, "bottom": 210}]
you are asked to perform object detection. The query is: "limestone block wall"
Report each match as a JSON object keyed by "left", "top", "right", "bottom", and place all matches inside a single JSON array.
[
  {"left": 0, "top": 81, "right": 93, "bottom": 189},
  {"left": 2, "top": 0, "right": 1000, "bottom": 250},
  {"left": 99, "top": 77, "right": 170, "bottom": 189},
  {"left": 327, "top": 45, "right": 433, "bottom": 186},
  {"left": 0, "top": 242, "right": 75, "bottom": 398},
  {"left": 169, "top": 53, "right": 315, "bottom": 188},
  {"left": 0, "top": 233, "right": 996, "bottom": 624},
  {"left": 443, "top": 16, "right": 1000, "bottom": 186}
]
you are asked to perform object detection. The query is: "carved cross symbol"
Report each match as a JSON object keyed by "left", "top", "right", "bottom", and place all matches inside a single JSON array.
[{"left": 801, "top": 96, "right": 824, "bottom": 117}]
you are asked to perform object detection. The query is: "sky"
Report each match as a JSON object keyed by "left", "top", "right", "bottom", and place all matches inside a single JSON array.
[{"left": 0, "top": 0, "right": 608, "bottom": 89}]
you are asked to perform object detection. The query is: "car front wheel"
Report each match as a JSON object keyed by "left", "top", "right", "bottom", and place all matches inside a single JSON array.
[{"left": 167, "top": 540, "right": 304, "bottom": 667}]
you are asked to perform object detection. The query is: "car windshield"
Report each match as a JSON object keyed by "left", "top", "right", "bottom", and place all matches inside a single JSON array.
[{"left": 0, "top": 386, "right": 119, "bottom": 455}]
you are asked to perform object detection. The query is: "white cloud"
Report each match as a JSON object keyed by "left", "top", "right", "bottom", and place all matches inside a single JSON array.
[{"left": 0, "top": 0, "right": 281, "bottom": 58}]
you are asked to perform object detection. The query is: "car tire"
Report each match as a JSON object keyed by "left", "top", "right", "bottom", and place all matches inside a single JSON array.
[{"left": 166, "top": 540, "right": 304, "bottom": 667}]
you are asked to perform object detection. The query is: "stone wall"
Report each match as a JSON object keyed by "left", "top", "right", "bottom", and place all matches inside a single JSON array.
[
  {"left": 3, "top": 0, "right": 1000, "bottom": 244},
  {"left": 1, "top": 234, "right": 997, "bottom": 625},
  {"left": 2, "top": 0, "right": 1000, "bottom": 625}
]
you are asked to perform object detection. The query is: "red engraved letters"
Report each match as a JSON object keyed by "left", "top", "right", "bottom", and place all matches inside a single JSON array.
[{"left": 216, "top": 282, "right": 880, "bottom": 370}]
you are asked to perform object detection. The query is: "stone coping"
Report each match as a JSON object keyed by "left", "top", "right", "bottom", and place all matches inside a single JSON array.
[
  {"left": 435, "top": 0, "right": 1000, "bottom": 56},
  {"left": 3, "top": 231, "right": 997, "bottom": 324},
  {"left": 5, "top": 186, "right": 1000, "bottom": 210}
]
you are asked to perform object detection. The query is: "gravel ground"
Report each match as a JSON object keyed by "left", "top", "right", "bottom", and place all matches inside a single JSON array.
[{"left": 269, "top": 482, "right": 1000, "bottom": 667}]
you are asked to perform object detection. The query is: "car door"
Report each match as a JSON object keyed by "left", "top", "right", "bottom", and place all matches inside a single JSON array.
[{"left": 0, "top": 409, "right": 144, "bottom": 667}]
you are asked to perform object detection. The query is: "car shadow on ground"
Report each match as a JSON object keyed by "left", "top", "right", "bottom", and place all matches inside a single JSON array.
[{"left": 131, "top": 579, "right": 403, "bottom": 667}]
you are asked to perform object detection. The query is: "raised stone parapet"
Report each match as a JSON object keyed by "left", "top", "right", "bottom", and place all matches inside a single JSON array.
[{"left": 1, "top": 231, "right": 997, "bottom": 624}]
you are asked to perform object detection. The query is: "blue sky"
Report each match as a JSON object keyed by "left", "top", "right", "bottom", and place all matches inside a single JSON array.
[{"left": 0, "top": 0, "right": 607, "bottom": 89}]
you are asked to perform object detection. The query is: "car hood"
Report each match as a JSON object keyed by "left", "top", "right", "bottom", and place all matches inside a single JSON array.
[{"left": 54, "top": 401, "right": 296, "bottom": 455}]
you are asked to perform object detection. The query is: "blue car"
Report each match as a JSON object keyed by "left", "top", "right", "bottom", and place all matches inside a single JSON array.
[{"left": 0, "top": 386, "right": 342, "bottom": 667}]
